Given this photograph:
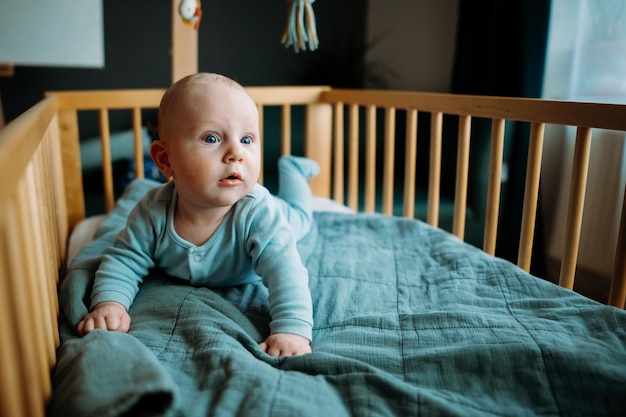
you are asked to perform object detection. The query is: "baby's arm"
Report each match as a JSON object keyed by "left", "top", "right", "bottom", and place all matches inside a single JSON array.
[
  {"left": 245, "top": 191, "right": 315, "bottom": 356},
  {"left": 77, "top": 301, "right": 130, "bottom": 336},
  {"left": 259, "top": 333, "right": 312, "bottom": 357},
  {"left": 78, "top": 192, "right": 159, "bottom": 337}
]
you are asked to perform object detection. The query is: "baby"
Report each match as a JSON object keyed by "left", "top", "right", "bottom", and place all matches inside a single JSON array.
[{"left": 78, "top": 72, "right": 317, "bottom": 357}]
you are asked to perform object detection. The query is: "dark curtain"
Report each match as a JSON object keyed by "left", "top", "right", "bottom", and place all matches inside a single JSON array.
[{"left": 450, "top": 0, "right": 552, "bottom": 275}]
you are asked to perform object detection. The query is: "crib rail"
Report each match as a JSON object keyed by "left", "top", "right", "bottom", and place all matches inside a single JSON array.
[
  {"left": 319, "top": 89, "right": 626, "bottom": 309},
  {"left": 45, "top": 87, "right": 626, "bottom": 309},
  {"left": 0, "top": 97, "right": 64, "bottom": 417},
  {"left": 42, "top": 87, "right": 626, "bottom": 307},
  {"left": 50, "top": 89, "right": 165, "bottom": 224},
  {"left": 48, "top": 86, "right": 333, "bottom": 217}
]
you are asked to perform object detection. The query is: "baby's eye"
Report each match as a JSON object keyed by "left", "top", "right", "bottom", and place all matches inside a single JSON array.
[
  {"left": 203, "top": 134, "right": 219, "bottom": 144},
  {"left": 240, "top": 135, "right": 252, "bottom": 145}
]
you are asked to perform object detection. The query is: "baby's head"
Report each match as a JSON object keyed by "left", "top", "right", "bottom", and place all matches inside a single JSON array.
[
  {"left": 151, "top": 72, "right": 262, "bottom": 209},
  {"left": 157, "top": 72, "right": 257, "bottom": 143}
]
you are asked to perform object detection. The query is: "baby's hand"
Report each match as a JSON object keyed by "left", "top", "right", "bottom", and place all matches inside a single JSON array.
[
  {"left": 259, "top": 333, "right": 312, "bottom": 357},
  {"left": 77, "top": 301, "right": 131, "bottom": 336}
]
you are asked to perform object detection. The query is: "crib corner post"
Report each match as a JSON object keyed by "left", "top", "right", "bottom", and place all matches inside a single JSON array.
[
  {"left": 305, "top": 102, "right": 332, "bottom": 198},
  {"left": 608, "top": 184, "right": 626, "bottom": 309}
]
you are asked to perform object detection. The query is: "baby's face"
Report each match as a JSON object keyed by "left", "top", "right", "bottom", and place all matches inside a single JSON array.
[{"left": 161, "top": 81, "right": 261, "bottom": 211}]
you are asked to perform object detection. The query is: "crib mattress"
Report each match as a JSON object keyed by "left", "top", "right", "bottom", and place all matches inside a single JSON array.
[{"left": 51, "top": 180, "right": 626, "bottom": 417}]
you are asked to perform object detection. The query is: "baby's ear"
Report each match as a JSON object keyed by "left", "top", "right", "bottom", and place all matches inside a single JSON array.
[{"left": 149, "top": 140, "right": 173, "bottom": 178}]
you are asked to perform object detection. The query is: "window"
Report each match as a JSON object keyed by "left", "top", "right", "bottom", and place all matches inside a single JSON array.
[{"left": 542, "top": 0, "right": 626, "bottom": 283}]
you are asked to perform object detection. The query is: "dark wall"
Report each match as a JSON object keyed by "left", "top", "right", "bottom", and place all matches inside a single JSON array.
[
  {"left": 0, "top": 0, "right": 367, "bottom": 124},
  {"left": 199, "top": 0, "right": 368, "bottom": 87},
  {"left": 1, "top": 2, "right": 170, "bottom": 124}
]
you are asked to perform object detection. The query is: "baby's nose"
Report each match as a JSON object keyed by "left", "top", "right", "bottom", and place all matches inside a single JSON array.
[{"left": 224, "top": 144, "right": 244, "bottom": 163}]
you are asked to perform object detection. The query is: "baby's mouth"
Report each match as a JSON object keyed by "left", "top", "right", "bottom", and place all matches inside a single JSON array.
[{"left": 220, "top": 173, "right": 243, "bottom": 184}]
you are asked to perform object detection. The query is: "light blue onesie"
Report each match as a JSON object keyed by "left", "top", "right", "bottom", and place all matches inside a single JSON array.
[{"left": 90, "top": 156, "right": 317, "bottom": 341}]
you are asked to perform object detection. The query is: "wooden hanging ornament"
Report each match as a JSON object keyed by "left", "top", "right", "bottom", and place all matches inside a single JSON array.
[{"left": 179, "top": 0, "right": 202, "bottom": 30}]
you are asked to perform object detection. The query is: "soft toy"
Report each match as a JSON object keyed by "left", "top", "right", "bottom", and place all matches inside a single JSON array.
[
  {"left": 179, "top": 0, "right": 202, "bottom": 30},
  {"left": 282, "top": 0, "right": 319, "bottom": 52}
]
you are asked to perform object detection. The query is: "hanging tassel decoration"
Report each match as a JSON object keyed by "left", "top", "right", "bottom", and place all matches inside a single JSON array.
[{"left": 282, "top": 0, "right": 319, "bottom": 52}]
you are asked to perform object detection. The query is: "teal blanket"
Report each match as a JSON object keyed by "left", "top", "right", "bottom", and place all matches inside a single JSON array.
[{"left": 51, "top": 180, "right": 626, "bottom": 416}]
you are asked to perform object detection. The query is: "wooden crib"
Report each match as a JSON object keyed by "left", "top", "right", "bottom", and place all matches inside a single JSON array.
[{"left": 1, "top": 86, "right": 625, "bottom": 416}]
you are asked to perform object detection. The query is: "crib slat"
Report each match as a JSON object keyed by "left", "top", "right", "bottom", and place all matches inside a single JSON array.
[
  {"left": 48, "top": 116, "right": 68, "bottom": 269},
  {"left": 35, "top": 138, "right": 59, "bottom": 269},
  {"left": 518, "top": 122, "right": 545, "bottom": 271},
  {"left": 382, "top": 107, "right": 396, "bottom": 216},
  {"left": 332, "top": 102, "right": 345, "bottom": 204},
  {"left": 19, "top": 169, "right": 55, "bottom": 390},
  {"left": 608, "top": 184, "right": 626, "bottom": 308},
  {"left": 281, "top": 105, "right": 291, "bottom": 155},
  {"left": 40, "top": 122, "right": 67, "bottom": 272},
  {"left": 132, "top": 107, "right": 145, "bottom": 179},
  {"left": 257, "top": 105, "right": 264, "bottom": 184},
  {"left": 20, "top": 233, "right": 52, "bottom": 402},
  {"left": 559, "top": 127, "right": 592, "bottom": 290},
  {"left": 484, "top": 118, "right": 505, "bottom": 255},
  {"left": 27, "top": 155, "right": 58, "bottom": 366},
  {"left": 427, "top": 112, "right": 443, "bottom": 227},
  {"left": 0, "top": 221, "right": 30, "bottom": 417},
  {"left": 99, "top": 109, "right": 115, "bottom": 212},
  {"left": 47, "top": 118, "right": 65, "bottom": 347},
  {"left": 453, "top": 115, "right": 471, "bottom": 239},
  {"left": 42, "top": 136, "right": 63, "bottom": 271},
  {"left": 57, "top": 109, "right": 85, "bottom": 230},
  {"left": 365, "top": 105, "right": 377, "bottom": 213},
  {"left": 403, "top": 109, "right": 418, "bottom": 218},
  {"left": 348, "top": 104, "right": 360, "bottom": 211}
]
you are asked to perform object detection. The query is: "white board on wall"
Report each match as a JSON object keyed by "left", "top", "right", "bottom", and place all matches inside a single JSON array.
[{"left": 0, "top": 0, "right": 104, "bottom": 68}]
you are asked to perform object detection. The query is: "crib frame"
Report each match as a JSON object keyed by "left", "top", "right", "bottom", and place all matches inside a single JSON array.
[{"left": 1, "top": 86, "right": 625, "bottom": 417}]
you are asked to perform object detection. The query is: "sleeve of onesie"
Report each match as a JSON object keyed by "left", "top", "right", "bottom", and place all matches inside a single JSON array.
[
  {"left": 244, "top": 196, "right": 314, "bottom": 341},
  {"left": 90, "top": 197, "right": 158, "bottom": 311}
]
